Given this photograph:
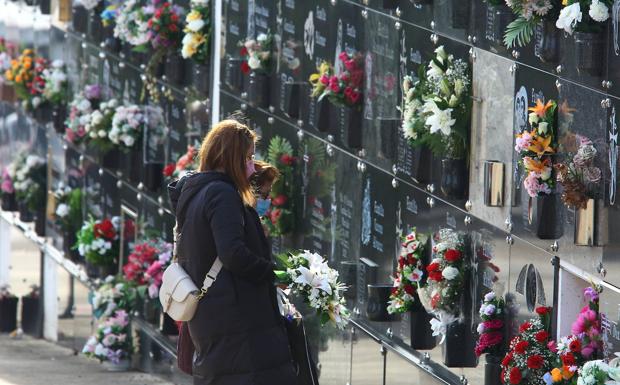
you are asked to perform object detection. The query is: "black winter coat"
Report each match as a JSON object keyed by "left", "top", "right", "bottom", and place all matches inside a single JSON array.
[{"left": 168, "top": 172, "right": 298, "bottom": 385}]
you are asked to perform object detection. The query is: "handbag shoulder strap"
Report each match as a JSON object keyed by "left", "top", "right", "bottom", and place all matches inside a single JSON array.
[{"left": 200, "top": 257, "right": 223, "bottom": 295}]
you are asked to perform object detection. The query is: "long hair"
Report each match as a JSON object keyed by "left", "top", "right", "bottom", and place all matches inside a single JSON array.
[
  {"left": 251, "top": 160, "right": 280, "bottom": 192},
  {"left": 199, "top": 120, "right": 257, "bottom": 207}
]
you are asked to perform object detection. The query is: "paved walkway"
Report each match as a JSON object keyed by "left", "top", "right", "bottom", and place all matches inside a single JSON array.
[{"left": 0, "top": 335, "right": 174, "bottom": 385}]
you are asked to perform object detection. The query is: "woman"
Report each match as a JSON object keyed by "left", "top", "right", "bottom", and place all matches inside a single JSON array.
[{"left": 168, "top": 120, "right": 298, "bottom": 385}]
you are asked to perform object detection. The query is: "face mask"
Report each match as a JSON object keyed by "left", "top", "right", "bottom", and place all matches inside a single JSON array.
[
  {"left": 256, "top": 198, "right": 271, "bottom": 217},
  {"left": 245, "top": 159, "right": 256, "bottom": 179}
]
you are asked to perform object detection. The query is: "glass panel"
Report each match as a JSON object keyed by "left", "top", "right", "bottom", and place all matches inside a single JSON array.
[
  {"left": 350, "top": 329, "right": 383, "bottom": 385},
  {"left": 385, "top": 351, "right": 421, "bottom": 385},
  {"left": 599, "top": 284, "right": 620, "bottom": 358}
]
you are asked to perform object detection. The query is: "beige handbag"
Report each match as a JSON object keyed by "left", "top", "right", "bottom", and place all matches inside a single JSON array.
[{"left": 159, "top": 258, "right": 223, "bottom": 322}]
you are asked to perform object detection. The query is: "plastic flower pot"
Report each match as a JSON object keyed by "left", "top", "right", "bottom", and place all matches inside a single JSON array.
[
  {"left": 283, "top": 82, "right": 303, "bottom": 119},
  {"left": 344, "top": 107, "right": 362, "bottom": 149},
  {"left": 193, "top": 63, "right": 210, "bottom": 95},
  {"left": 164, "top": 54, "right": 185, "bottom": 86},
  {"left": 39, "top": 0, "right": 51, "bottom": 15},
  {"left": 484, "top": 354, "right": 502, "bottom": 385},
  {"left": 451, "top": 0, "right": 470, "bottom": 29},
  {"left": 528, "top": 194, "right": 564, "bottom": 240},
  {"left": 101, "top": 148, "right": 121, "bottom": 170},
  {"left": 409, "top": 295, "right": 437, "bottom": 350},
  {"left": 536, "top": 20, "right": 560, "bottom": 64},
  {"left": 225, "top": 57, "right": 245, "bottom": 91},
  {"left": 574, "top": 31, "right": 604, "bottom": 75},
  {"left": 248, "top": 71, "right": 271, "bottom": 109},
  {"left": 340, "top": 260, "right": 357, "bottom": 301},
  {"left": 21, "top": 296, "right": 42, "bottom": 336},
  {"left": 160, "top": 313, "right": 178, "bottom": 336},
  {"left": 143, "top": 163, "right": 164, "bottom": 192},
  {"left": 52, "top": 105, "right": 67, "bottom": 134},
  {"left": 0, "top": 297, "right": 18, "bottom": 332},
  {"left": 34, "top": 209, "right": 46, "bottom": 237},
  {"left": 1, "top": 192, "right": 18, "bottom": 212},
  {"left": 103, "top": 359, "right": 131, "bottom": 372},
  {"left": 315, "top": 98, "right": 331, "bottom": 133},
  {"left": 366, "top": 284, "right": 400, "bottom": 322},
  {"left": 18, "top": 202, "right": 34, "bottom": 223},
  {"left": 442, "top": 320, "right": 478, "bottom": 367},
  {"left": 34, "top": 103, "right": 53, "bottom": 125},
  {"left": 440, "top": 158, "right": 468, "bottom": 200},
  {"left": 72, "top": 5, "right": 89, "bottom": 35},
  {"left": 486, "top": 4, "right": 513, "bottom": 46}
]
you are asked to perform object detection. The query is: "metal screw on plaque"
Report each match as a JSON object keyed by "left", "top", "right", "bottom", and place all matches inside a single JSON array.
[
  {"left": 555, "top": 79, "right": 561, "bottom": 90},
  {"left": 395, "top": 7, "right": 402, "bottom": 17},
  {"left": 140, "top": 74, "right": 147, "bottom": 82},
  {"left": 556, "top": 65, "right": 562, "bottom": 74},
  {"left": 392, "top": 164, "right": 398, "bottom": 174},
  {"left": 241, "top": 103, "right": 247, "bottom": 111},
  {"left": 268, "top": 117, "right": 275, "bottom": 124},
  {"left": 158, "top": 208, "right": 165, "bottom": 216},
  {"left": 269, "top": 105, "right": 275, "bottom": 113},
  {"left": 431, "top": 34, "right": 439, "bottom": 45},
  {"left": 327, "top": 134, "right": 334, "bottom": 142},
  {"left": 297, "top": 119, "right": 304, "bottom": 127},
  {"left": 505, "top": 218, "right": 513, "bottom": 232},
  {"left": 358, "top": 161, "right": 366, "bottom": 173},
  {"left": 395, "top": 21, "right": 402, "bottom": 30},
  {"left": 99, "top": 42, "right": 105, "bottom": 49},
  {"left": 600, "top": 267, "right": 607, "bottom": 277},
  {"left": 509, "top": 64, "right": 516, "bottom": 74},
  {"left": 158, "top": 196, "right": 164, "bottom": 205},
  {"left": 137, "top": 193, "right": 142, "bottom": 201},
  {"left": 392, "top": 178, "right": 399, "bottom": 189},
  {"left": 353, "top": 307, "right": 360, "bottom": 316},
  {"left": 426, "top": 184, "right": 434, "bottom": 193},
  {"left": 430, "top": 21, "right": 435, "bottom": 29},
  {"left": 361, "top": 9, "right": 368, "bottom": 18},
  {"left": 512, "top": 50, "right": 520, "bottom": 59},
  {"left": 469, "top": 48, "right": 476, "bottom": 61},
  {"left": 140, "top": 64, "right": 146, "bottom": 71},
  {"left": 81, "top": 42, "right": 87, "bottom": 49},
  {"left": 116, "top": 180, "right": 122, "bottom": 188},
  {"left": 119, "top": 62, "right": 125, "bottom": 69},
  {"left": 137, "top": 182, "right": 144, "bottom": 191},
  {"left": 464, "top": 216, "right": 472, "bottom": 226},
  {"left": 82, "top": 63, "right": 89, "bottom": 70},
  {"left": 506, "top": 235, "right": 514, "bottom": 245},
  {"left": 297, "top": 129, "right": 304, "bottom": 140},
  {"left": 184, "top": 87, "right": 190, "bottom": 94},
  {"left": 116, "top": 170, "right": 123, "bottom": 178},
  {"left": 330, "top": 0, "right": 336, "bottom": 5},
  {"left": 460, "top": 376, "right": 468, "bottom": 385},
  {"left": 423, "top": 352, "right": 431, "bottom": 363},
  {"left": 601, "top": 98, "right": 611, "bottom": 108},
  {"left": 465, "top": 200, "right": 473, "bottom": 211},
  {"left": 386, "top": 328, "right": 393, "bottom": 338},
  {"left": 326, "top": 144, "right": 334, "bottom": 157},
  {"left": 550, "top": 241, "right": 559, "bottom": 252},
  {"left": 241, "top": 92, "right": 248, "bottom": 99},
  {"left": 427, "top": 197, "right": 435, "bottom": 208},
  {"left": 98, "top": 168, "right": 104, "bottom": 176},
  {"left": 162, "top": 74, "right": 168, "bottom": 82}
]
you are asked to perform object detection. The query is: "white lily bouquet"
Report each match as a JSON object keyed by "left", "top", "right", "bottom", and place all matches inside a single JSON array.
[{"left": 275, "top": 250, "right": 350, "bottom": 330}]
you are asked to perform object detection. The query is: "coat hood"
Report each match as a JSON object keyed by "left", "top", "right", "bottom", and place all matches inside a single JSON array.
[{"left": 168, "top": 171, "right": 235, "bottom": 222}]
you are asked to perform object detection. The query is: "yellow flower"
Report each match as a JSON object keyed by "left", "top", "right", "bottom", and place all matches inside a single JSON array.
[
  {"left": 4, "top": 70, "right": 13, "bottom": 81},
  {"left": 562, "top": 0, "right": 567, "bottom": 5},
  {"left": 23, "top": 49, "right": 33, "bottom": 55},
  {"left": 319, "top": 61, "right": 330, "bottom": 75},
  {"left": 551, "top": 368, "right": 562, "bottom": 382},
  {"left": 14, "top": 74, "right": 22, "bottom": 83},
  {"left": 309, "top": 73, "right": 320, "bottom": 84},
  {"left": 186, "top": 10, "right": 201, "bottom": 22},
  {"left": 527, "top": 133, "right": 555, "bottom": 156}
]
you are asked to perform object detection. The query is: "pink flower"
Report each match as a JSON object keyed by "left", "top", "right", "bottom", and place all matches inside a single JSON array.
[
  {"left": 515, "top": 131, "right": 532, "bottom": 153},
  {"left": 330, "top": 81, "right": 340, "bottom": 93},
  {"left": 523, "top": 172, "right": 549, "bottom": 197},
  {"left": 338, "top": 51, "right": 349, "bottom": 63},
  {"left": 581, "top": 346, "right": 594, "bottom": 358},
  {"left": 319, "top": 75, "right": 329, "bottom": 85},
  {"left": 547, "top": 340, "right": 558, "bottom": 353}
]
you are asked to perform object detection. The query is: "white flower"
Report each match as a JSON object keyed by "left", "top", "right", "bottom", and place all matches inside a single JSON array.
[
  {"left": 556, "top": 3, "right": 582, "bottom": 34},
  {"left": 425, "top": 104, "right": 456, "bottom": 136},
  {"left": 257, "top": 33, "right": 268, "bottom": 43},
  {"left": 442, "top": 266, "right": 459, "bottom": 280},
  {"left": 122, "top": 135, "right": 135, "bottom": 147},
  {"left": 55, "top": 203, "right": 69, "bottom": 218},
  {"left": 248, "top": 55, "right": 262, "bottom": 70},
  {"left": 537, "top": 121, "right": 548, "bottom": 135},
  {"left": 528, "top": 112, "right": 539, "bottom": 125},
  {"left": 484, "top": 304, "right": 496, "bottom": 315},
  {"left": 427, "top": 60, "right": 444, "bottom": 78},
  {"left": 94, "top": 343, "right": 108, "bottom": 357},
  {"left": 477, "top": 323, "right": 486, "bottom": 334},
  {"left": 98, "top": 130, "right": 107, "bottom": 138},
  {"left": 188, "top": 19, "right": 205, "bottom": 32},
  {"left": 589, "top": 0, "right": 609, "bottom": 22},
  {"left": 434, "top": 45, "right": 448, "bottom": 62},
  {"left": 483, "top": 292, "right": 495, "bottom": 301}
]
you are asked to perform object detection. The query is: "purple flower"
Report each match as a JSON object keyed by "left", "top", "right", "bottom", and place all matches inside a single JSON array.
[
  {"left": 584, "top": 287, "right": 599, "bottom": 301},
  {"left": 583, "top": 167, "right": 602, "bottom": 184},
  {"left": 84, "top": 84, "right": 101, "bottom": 100},
  {"left": 106, "top": 349, "right": 124, "bottom": 364}
]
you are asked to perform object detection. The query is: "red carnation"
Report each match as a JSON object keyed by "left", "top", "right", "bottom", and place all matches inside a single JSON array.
[
  {"left": 426, "top": 262, "right": 440, "bottom": 272},
  {"left": 562, "top": 352, "right": 575, "bottom": 366},
  {"left": 403, "top": 284, "right": 415, "bottom": 295},
  {"left": 168, "top": 24, "right": 178, "bottom": 32},
  {"left": 514, "top": 340, "right": 529, "bottom": 354},
  {"left": 428, "top": 271, "right": 443, "bottom": 281},
  {"left": 272, "top": 195, "right": 288, "bottom": 207},
  {"left": 568, "top": 339, "right": 581, "bottom": 352},
  {"left": 163, "top": 163, "right": 175, "bottom": 177},
  {"left": 535, "top": 306, "right": 551, "bottom": 316},
  {"left": 171, "top": 13, "right": 179, "bottom": 22},
  {"left": 526, "top": 354, "right": 544, "bottom": 369},
  {"left": 519, "top": 321, "right": 532, "bottom": 333},
  {"left": 444, "top": 249, "right": 462, "bottom": 262},
  {"left": 535, "top": 331, "right": 549, "bottom": 343},
  {"left": 269, "top": 208, "right": 281, "bottom": 224},
  {"left": 509, "top": 367, "right": 522, "bottom": 385},
  {"left": 501, "top": 353, "right": 513, "bottom": 366},
  {"left": 240, "top": 61, "right": 250, "bottom": 74},
  {"left": 240, "top": 46, "right": 248, "bottom": 56},
  {"left": 484, "top": 319, "right": 504, "bottom": 329},
  {"left": 391, "top": 287, "right": 398, "bottom": 295}
]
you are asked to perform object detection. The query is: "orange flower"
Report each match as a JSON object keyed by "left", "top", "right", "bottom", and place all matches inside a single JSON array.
[
  {"left": 527, "top": 134, "right": 554, "bottom": 156},
  {"left": 23, "top": 49, "right": 33, "bottom": 55},
  {"left": 528, "top": 99, "right": 554, "bottom": 118},
  {"left": 22, "top": 61, "right": 31, "bottom": 70},
  {"left": 561, "top": 366, "right": 575, "bottom": 380},
  {"left": 14, "top": 75, "right": 22, "bottom": 83},
  {"left": 523, "top": 157, "right": 551, "bottom": 174}
]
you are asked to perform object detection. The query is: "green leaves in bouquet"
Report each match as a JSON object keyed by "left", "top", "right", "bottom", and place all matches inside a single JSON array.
[{"left": 504, "top": 17, "right": 536, "bottom": 48}]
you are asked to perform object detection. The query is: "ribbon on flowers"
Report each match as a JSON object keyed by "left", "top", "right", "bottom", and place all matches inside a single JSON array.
[{"left": 429, "top": 311, "right": 458, "bottom": 344}]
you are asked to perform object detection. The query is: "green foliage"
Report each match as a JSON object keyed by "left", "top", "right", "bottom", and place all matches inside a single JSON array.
[{"left": 504, "top": 17, "right": 536, "bottom": 48}]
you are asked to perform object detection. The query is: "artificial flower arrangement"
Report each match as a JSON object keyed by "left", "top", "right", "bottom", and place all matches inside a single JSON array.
[
  {"left": 12, "top": 154, "right": 46, "bottom": 213},
  {"left": 53, "top": 184, "right": 83, "bottom": 234},
  {"left": 401, "top": 46, "right": 471, "bottom": 160},
  {"left": 309, "top": 51, "right": 364, "bottom": 109},
  {"left": 27, "top": 56, "right": 48, "bottom": 112},
  {"left": 101, "top": 1, "right": 120, "bottom": 28},
  {"left": 275, "top": 250, "right": 350, "bottom": 329},
  {"left": 114, "top": 0, "right": 150, "bottom": 47},
  {"left": 514, "top": 99, "right": 557, "bottom": 198},
  {"left": 90, "top": 275, "right": 137, "bottom": 319},
  {"left": 387, "top": 228, "right": 427, "bottom": 314},
  {"left": 555, "top": 0, "right": 611, "bottom": 34},
  {"left": 1, "top": 164, "right": 16, "bottom": 210},
  {"left": 574, "top": 360, "right": 620, "bottom": 385},
  {"left": 122, "top": 239, "right": 173, "bottom": 299},
  {"left": 3, "top": 49, "right": 36, "bottom": 106},
  {"left": 500, "top": 306, "right": 556, "bottom": 385},
  {"left": 40, "top": 60, "right": 68, "bottom": 107},
  {"left": 239, "top": 32, "right": 273, "bottom": 74},
  {"left": 64, "top": 84, "right": 102, "bottom": 145},
  {"left": 84, "top": 98, "right": 119, "bottom": 152},
  {"left": 181, "top": 0, "right": 211, "bottom": 63},
  {"left": 83, "top": 309, "right": 133, "bottom": 365},
  {"left": 163, "top": 144, "right": 198, "bottom": 179},
  {"left": 109, "top": 104, "right": 145, "bottom": 149},
  {"left": 264, "top": 136, "right": 296, "bottom": 237},
  {"left": 75, "top": 216, "right": 121, "bottom": 268},
  {"left": 421, "top": 228, "right": 468, "bottom": 340},
  {"left": 504, "top": 0, "right": 561, "bottom": 48},
  {"left": 554, "top": 134, "right": 602, "bottom": 210},
  {"left": 475, "top": 291, "right": 506, "bottom": 357}
]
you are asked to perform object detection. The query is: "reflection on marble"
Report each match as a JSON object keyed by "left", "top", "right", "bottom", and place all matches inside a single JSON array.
[{"left": 469, "top": 48, "right": 514, "bottom": 229}]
